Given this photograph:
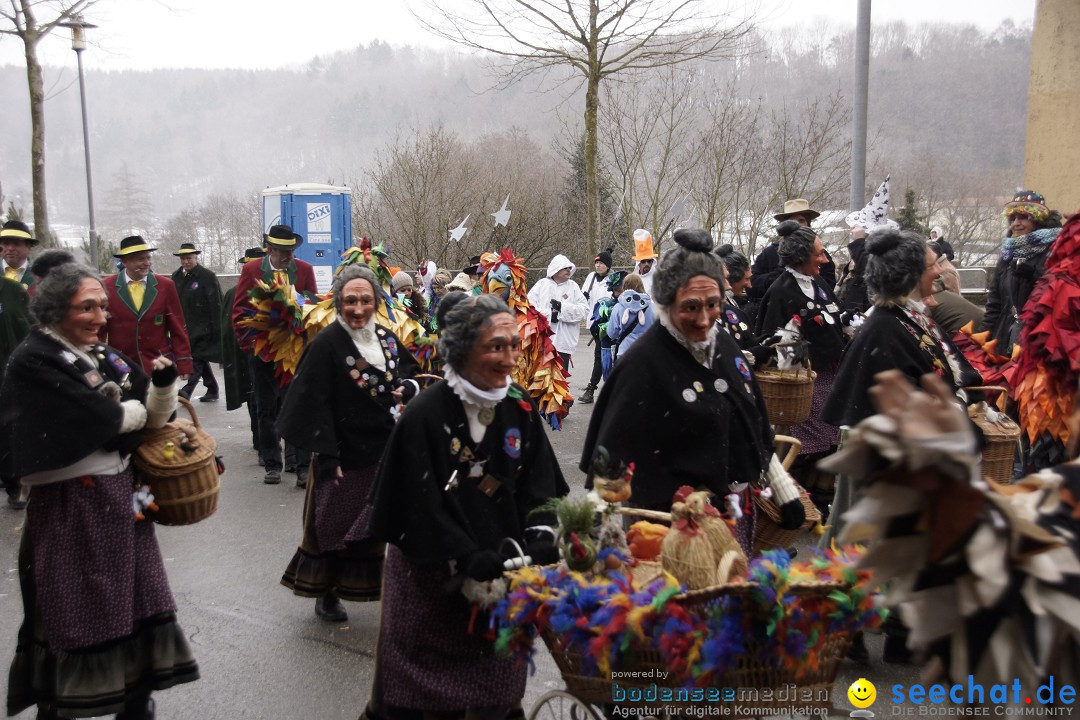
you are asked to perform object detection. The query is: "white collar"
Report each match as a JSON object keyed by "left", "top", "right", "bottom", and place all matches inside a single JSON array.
[
  {"left": 906, "top": 297, "right": 927, "bottom": 315},
  {"left": 2, "top": 260, "right": 27, "bottom": 272},
  {"left": 125, "top": 271, "right": 149, "bottom": 285},
  {"left": 444, "top": 366, "right": 509, "bottom": 409},
  {"left": 785, "top": 267, "right": 815, "bottom": 298}
]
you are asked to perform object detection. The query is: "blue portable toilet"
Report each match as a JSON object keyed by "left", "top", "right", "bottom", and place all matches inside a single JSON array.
[{"left": 261, "top": 183, "right": 352, "bottom": 293}]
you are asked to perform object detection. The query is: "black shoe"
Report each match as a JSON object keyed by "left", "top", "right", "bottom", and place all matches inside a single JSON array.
[
  {"left": 7, "top": 494, "right": 26, "bottom": 510},
  {"left": 883, "top": 632, "right": 914, "bottom": 664},
  {"left": 315, "top": 592, "right": 348, "bottom": 622},
  {"left": 264, "top": 468, "right": 281, "bottom": 484},
  {"left": 198, "top": 394, "right": 219, "bottom": 402},
  {"left": 578, "top": 385, "right": 596, "bottom": 404},
  {"left": 284, "top": 464, "right": 297, "bottom": 474},
  {"left": 296, "top": 469, "right": 308, "bottom": 489},
  {"left": 845, "top": 631, "right": 870, "bottom": 663}
]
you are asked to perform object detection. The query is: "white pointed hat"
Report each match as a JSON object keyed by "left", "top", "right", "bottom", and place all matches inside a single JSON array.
[{"left": 846, "top": 176, "right": 899, "bottom": 231}]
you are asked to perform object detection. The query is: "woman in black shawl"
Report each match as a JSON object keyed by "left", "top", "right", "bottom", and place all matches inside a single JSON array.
[{"left": 277, "top": 264, "right": 420, "bottom": 622}]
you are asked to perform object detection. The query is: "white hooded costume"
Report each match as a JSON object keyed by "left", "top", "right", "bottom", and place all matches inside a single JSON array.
[{"left": 527, "top": 254, "right": 589, "bottom": 356}]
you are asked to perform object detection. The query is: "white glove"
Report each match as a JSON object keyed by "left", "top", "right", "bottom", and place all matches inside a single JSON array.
[{"left": 119, "top": 399, "right": 148, "bottom": 433}]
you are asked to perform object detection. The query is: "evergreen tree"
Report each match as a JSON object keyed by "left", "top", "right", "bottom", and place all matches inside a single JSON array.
[{"left": 897, "top": 187, "right": 927, "bottom": 235}]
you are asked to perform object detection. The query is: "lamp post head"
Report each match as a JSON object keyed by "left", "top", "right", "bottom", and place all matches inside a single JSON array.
[{"left": 59, "top": 14, "right": 97, "bottom": 52}]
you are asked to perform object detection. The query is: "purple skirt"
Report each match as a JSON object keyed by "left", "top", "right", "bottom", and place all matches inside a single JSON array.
[
  {"left": 282, "top": 462, "right": 384, "bottom": 602},
  {"left": 377, "top": 545, "right": 527, "bottom": 711},
  {"left": 789, "top": 367, "right": 840, "bottom": 455}
]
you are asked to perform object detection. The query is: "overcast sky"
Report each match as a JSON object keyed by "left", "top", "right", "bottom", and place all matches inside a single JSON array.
[{"left": 0, "top": 0, "right": 1037, "bottom": 72}]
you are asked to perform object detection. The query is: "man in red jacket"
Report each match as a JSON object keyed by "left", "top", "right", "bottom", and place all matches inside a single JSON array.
[
  {"left": 101, "top": 235, "right": 193, "bottom": 379},
  {"left": 232, "top": 224, "right": 317, "bottom": 486}
]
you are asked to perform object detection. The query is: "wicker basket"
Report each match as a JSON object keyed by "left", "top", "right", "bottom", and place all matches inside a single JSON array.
[
  {"left": 965, "top": 387, "right": 1020, "bottom": 485},
  {"left": 755, "top": 367, "right": 816, "bottom": 427},
  {"left": 539, "top": 580, "right": 851, "bottom": 708},
  {"left": 133, "top": 397, "right": 220, "bottom": 526},
  {"left": 752, "top": 489, "right": 822, "bottom": 554}
]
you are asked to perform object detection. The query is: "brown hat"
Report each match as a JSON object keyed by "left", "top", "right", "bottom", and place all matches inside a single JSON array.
[{"left": 773, "top": 198, "right": 820, "bottom": 223}]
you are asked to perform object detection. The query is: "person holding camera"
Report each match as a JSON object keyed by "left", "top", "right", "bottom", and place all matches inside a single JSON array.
[{"left": 527, "top": 254, "right": 589, "bottom": 372}]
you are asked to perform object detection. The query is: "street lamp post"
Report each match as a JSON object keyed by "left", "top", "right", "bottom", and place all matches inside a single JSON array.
[{"left": 59, "top": 15, "right": 99, "bottom": 269}]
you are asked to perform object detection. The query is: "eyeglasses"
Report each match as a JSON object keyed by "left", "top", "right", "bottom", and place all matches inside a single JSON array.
[{"left": 1007, "top": 212, "right": 1033, "bottom": 222}]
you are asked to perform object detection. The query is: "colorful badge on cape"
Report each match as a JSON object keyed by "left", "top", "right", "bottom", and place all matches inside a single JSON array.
[
  {"left": 734, "top": 356, "right": 752, "bottom": 381},
  {"left": 450, "top": 437, "right": 462, "bottom": 455},
  {"left": 681, "top": 388, "right": 697, "bottom": 402},
  {"left": 714, "top": 378, "right": 729, "bottom": 393},
  {"left": 724, "top": 309, "right": 739, "bottom": 325},
  {"left": 503, "top": 428, "right": 522, "bottom": 459},
  {"left": 106, "top": 352, "right": 131, "bottom": 374},
  {"left": 191, "top": 281, "right": 199, "bottom": 290},
  {"left": 692, "top": 380, "right": 704, "bottom": 393},
  {"left": 386, "top": 337, "right": 398, "bottom": 356}
]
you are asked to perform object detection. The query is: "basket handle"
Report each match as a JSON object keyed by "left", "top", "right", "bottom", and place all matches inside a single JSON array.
[
  {"left": 774, "top": 434, "right": 802, "bottom": 471},
  {"left": 963, "top": 386, "right": 1008, "bottom": 395},
  {"left": 615, "top": 506, "right": 673, "bottom": 524},
  {"left": 176, "top": 396, "right": 202, "bottom": 429}
]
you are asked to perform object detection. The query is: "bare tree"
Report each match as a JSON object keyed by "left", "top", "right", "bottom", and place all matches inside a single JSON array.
[
  {"left": 415, "top": 0, "right": 754, "bottom": 260},
  {"left": 0, "top": 0, "right": 98, "bottom": 244}
]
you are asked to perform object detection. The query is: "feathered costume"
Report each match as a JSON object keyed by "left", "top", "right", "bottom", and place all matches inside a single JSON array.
[
  {"left": 1004, "top": 213, "right": 1080, "bottom": 472},
  {"left": 822, "top": 414, "right": 1080, "bottom": 691},
  {"left": 478, "top": 248, "right": 572, "bottom": 428}
]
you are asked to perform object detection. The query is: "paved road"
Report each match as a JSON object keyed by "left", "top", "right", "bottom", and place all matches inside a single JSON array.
[{"left": 0, "top": 334, "right": 919, "bottom": 718}]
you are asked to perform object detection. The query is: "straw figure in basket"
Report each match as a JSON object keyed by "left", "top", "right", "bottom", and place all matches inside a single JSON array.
[
  {"left": 662, "top": 486, "right": 748, "bottom": 589},
  {"left": 823, "top": 370, "right": 1080, "bottom": 693},
  {"left": 755, "top": 219, "right": 852, "bottom": 496},
  {"left": 581, "top": 228, "right": 806, "bottom": 557},
  {"left": 363, "top": 294, "right": 568, "bottom": 720},
  {"left": 0, "top": 259, "right": 198, "bottom": 719},
  {"left": 276, "top": 265, "right": 421, "bottom": 623},
  {"left": 820, "top": 227, "right": 983, "bottom": 663}
]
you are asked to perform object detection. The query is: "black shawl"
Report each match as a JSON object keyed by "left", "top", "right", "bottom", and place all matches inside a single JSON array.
[
  {"left": 755, "top": 270, "right": 846, "bottom": 371},
  {"left": 580, "top": 323, "right": 775, "bottom": 510}
]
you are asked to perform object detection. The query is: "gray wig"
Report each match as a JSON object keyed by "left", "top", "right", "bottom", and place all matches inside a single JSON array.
[
  {"left": 652, "top": 228, "right": 726, "bottom": 308},
  {"left": 438, "top": 294, "right": 514, "bottom": 372},
  {"left": 776, "top": 220, "right": 818, "bottom": 269},
  {"left": 332, "top": 264, "right": 382, "bottom": 314},
  {"left": 864, "top": 228, "right": 927, "bottom": 305},
  {"left": 30, "top": 261, "right": 103, "bottom": 328},
  {"left": 716, "top": 244, "right": 750, "bottom": 284}
]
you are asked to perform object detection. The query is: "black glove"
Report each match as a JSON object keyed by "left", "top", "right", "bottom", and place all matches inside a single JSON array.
[
  {"left": 778, "top": 499, "right": 806, "bottom": 530},
  {"left": 550, "top": 299, "right": 561, "bottom": 324},
  {"left": 315, "top": 455, "right": 340, "bottom": 484},
  {"left": 397, "top": 379, "right": 418, "bottom": 403},
  {"left": 151, "top": 362, "right": 180, "bottom": 388},
  {"left": 747, "top": 344, "right": 774, "bottom": 366},
  {"left": 458, "top": 550, "right": 505, "bottom": 581},
  {"left": 526, "top": 539, "right": 560, "bottom": 566}
]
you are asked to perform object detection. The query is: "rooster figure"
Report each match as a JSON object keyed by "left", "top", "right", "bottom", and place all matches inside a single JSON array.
[
  {"left": 590, "top": 445, "right": 634, "bottom": 504},
  {"left": 773, "top": 315, "right": 810, "bottom": 371},
  {"left": 662, "top": 486, "right": 746, "bottom": 589}
]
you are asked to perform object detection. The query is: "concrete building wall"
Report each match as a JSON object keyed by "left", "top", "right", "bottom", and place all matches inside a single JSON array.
[{"left": 1024, "top": 0, "right": 1080, "bottom": 214}]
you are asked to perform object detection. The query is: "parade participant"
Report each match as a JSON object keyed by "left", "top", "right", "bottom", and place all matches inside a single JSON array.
[
  {"left": 578, "top": 249, "right": 613, "bottom": 404},
  {"left": 979, "top": 190, "right": 1062, "bottom": 356},
  {"left": 527, "top": 253, "right": 588, "bottom": 371},
  {"left": 426, "top": 268, "right": 453, "bottom": 323},
  {"left": 278, "top": 265, "right": 420, "bottom": 623},
  {"left": 390, "top": 269, "right": 431, "bottom": 331},
  {"left": 631, "top": 228, "right": 658, "bottom": 296},
  {"left": 1, "top": 219, "right": 37, "bottom": 288},
  {"left": 477, "top": 248, "right": 573, "bottom": 427},
  {"left": 587, "top": 270, "right": 625, "bottom": 384},
  {"left": 102, "top": 235, "right": 194, "bottom": 379},
  {"left": 755, "top": 219, "right": 847, "bottom": 499},
  {"left": 415, "top": 259, "right": 437, "bottom": 299},
  {"left": 221, "top": 247, "right": 265, "bottom": 458},
  {"left": 232, "top": 224, "right": 317, "bottom": 485},
  {"left": 0, "top": 267, "right": 30, "bottom": 510},
  {"left": 462, "top": 255, "right": 484, "bottom": 296},
  {"left": 364, "top": 293, "right": 567, "bottom": 720},
  {"left": 606, "top": 272, "right": 654, "bottom": 362},
  {"left": 171, "top": 242, "right": 223, "bottom": 401},
  {"left": 581, "top": 228, "right": 805, "bottom": 553},
  {"left": 749, "top": 198, "right": 836, "bottom": 301},
  {"left": 838, "top": 177, "right": 900, "bottom": 314},
  {"left": 716, "top": 245, "right": 758, "bottom": 350},
  {"left": 446, "top": 272, "right": 474, "bottom": 293},
  {"left": 0, "top": 260, "right": 197, "bottom": 719}
]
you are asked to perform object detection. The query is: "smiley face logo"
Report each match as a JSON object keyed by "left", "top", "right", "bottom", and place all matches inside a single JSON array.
[{"left": 848, "top": 678, "right": 877, "bottom": 709}]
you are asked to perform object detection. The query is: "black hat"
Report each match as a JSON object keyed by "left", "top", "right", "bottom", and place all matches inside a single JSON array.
[
  {"left": 265, "top": 224, "right": 303, "bottom": 248},
  {"left": 114, "top": 235, "right": 156, "bottom": 258},
  {"left": 463, "top": 255, "right": 482, "bottom": 275},
  {"left": 172, "top": 242, "right": 201, "bottom": 256},
  {"left": 238, "top": 247, "right": 267, "bottom": 264},
  {"left": 0, "top": 220, "right": 38, "bottom": 247},
  {"left": 595, "top": 248, "right": 613, "bottom": 268}
]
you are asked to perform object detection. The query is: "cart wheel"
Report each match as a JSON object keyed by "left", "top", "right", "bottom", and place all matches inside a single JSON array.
[{"left": 527, "top": 690, "right": 602, "bottom": 720}]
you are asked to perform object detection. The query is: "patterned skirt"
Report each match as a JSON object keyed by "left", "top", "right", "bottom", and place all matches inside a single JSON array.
[
  {"left": 7, "top": 467, "right": 199, "bottom": 718},
  {"left": 281, "top": 462, "right": 384, "bottom": 602},
  {"left": 789, "top": 366, "right": 841, "bottom": 455},
  {"left": 376, "top": 545, "right": 527, "bottom": 712}
]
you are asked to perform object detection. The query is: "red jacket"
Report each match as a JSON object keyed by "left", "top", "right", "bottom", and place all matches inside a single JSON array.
[
  {"left": 232, "top": 256, "right": 318, "bottom": 349},
  {"left": 101, "top": 273, "right": 194, "bottom": 376}
]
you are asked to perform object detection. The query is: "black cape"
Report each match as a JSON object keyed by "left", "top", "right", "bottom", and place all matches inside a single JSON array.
[
  {"left": 579, "top": 323, "right": 774, "bottom": 510},
  {"left": 0, "top": 328, "right": 150, "bottom": 478},
  {"left": 172, "top": 263, "right": 222, "bottom": 362},
  {"left": 219, "top": 286, "right": 251, "bottom": 411},
  {"left": 277, "top": 321, "right": 419, "bottom": 470},
  {"left": 368, "top": 381, "right": 568, "bottom": 563},
  {"left": 755, "top": 270, "right": 846, "bottom": 371},
  {"left": 823, "top": 305, "right": 982, "bottom": 427}
]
